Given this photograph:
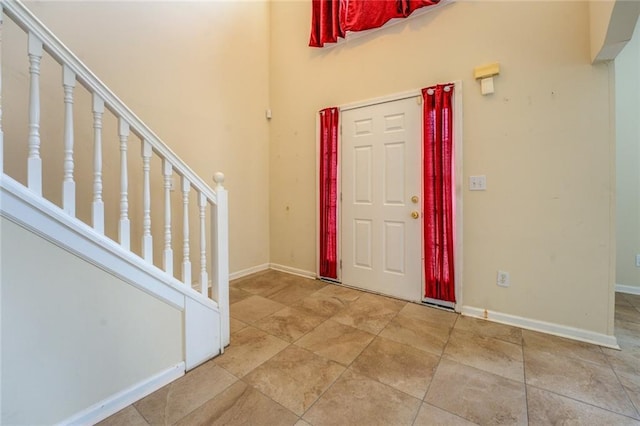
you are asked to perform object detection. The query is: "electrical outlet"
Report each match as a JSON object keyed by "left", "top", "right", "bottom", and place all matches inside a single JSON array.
[
  {"left": 497, "top": 270, "right": 510, "bottom": 288},
  {"left": 636, "top": 254, "right": 640, "bottom": 268},
  {"left": 469, "top": 175, "right": 487, "bottom": 191}
]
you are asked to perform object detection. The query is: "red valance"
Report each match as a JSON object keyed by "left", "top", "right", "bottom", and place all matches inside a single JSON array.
[{"left": 311, "top": 0, "right": 440, "bottom": 47}]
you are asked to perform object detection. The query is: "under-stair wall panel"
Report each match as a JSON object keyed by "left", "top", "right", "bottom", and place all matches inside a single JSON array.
[{"left": 0, "top": 217, "right": 183, "bottom": 425}]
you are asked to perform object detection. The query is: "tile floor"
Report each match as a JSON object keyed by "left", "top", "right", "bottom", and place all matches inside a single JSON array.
[{"left": 100, "top": 270, "right": 640, "bottom": 425}]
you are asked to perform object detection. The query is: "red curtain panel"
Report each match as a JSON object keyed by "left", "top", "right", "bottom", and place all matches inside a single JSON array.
[
  {"left": 343, "top": 0, "right": 439, "bottom": 32},
  {"left": 422, "top": 84, "right": 456, "bottom": 302},
  {"left": 310, "top": 0, "right": 440, "bottom": 47},
  {"left": 309, "top": 0, "right": 344, "bottom": 48},
  {"left": 319, "top": 107, "right": 340, "bottom": 279}
]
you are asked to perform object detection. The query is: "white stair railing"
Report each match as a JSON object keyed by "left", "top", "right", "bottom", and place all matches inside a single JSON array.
[{"left": 1, "top": 0, "right": 230, "bottom": 346}]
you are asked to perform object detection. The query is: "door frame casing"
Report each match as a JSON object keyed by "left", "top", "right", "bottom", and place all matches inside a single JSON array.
[{"left": 315, "top": 82, "right": 463, "bottom": 310}]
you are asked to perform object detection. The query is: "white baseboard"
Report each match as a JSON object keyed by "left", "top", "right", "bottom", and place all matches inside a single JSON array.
[
  {"left": 58, "top": 362, "right": 185, "bottom": 426},
  {"left": 616, "top": 284, "right": 640, "bottom": 295},
  {"left": 269, "top": 263, "right": 317, "bottom": 279},
  {"left": 461, "top": 306, "right": 619, "bottom": 349},
  {"left": 229, "top": 263, "right": 270, "bottom": 281}
]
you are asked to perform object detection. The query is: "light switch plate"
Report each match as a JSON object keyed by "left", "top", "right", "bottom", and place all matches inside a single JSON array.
[{"left": 469, "top": 175, "right": 487, "bottom": 191}]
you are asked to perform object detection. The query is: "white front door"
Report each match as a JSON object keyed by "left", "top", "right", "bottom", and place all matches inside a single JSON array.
[{"left": 341, "top": 96, "right": 422, "bottom": 301}]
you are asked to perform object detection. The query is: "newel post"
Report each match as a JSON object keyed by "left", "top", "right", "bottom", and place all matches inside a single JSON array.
[{"left": 212, "top": 172, "right": 229, "bottom": 347}]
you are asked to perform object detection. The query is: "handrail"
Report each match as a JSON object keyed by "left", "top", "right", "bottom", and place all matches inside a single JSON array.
[{"left": 1, "top": 0, "right": 218, "bottom": 204}]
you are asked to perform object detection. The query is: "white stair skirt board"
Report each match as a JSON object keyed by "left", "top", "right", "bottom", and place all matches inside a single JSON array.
[
  {"left": 229, "top": 263, "right": 270, "bottom": 281},
  {"left": 0, "top": 176, "right": 218, "bottom": 311},
  {"left": 616, "top": 284, "right": 640, "bottom": 295},
  {"left": 58, "top": 362, "right": 185, "bottom": 426},
  {"left": 461, "top": 305, "right": 620, "bottom": 349},
  {"left": 270, "top": 263, "right": 317, "bottom": 279}
]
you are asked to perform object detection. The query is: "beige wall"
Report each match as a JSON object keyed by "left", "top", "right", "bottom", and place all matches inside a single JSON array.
[
  {"left": 3, "top": 1, "right": 619, "bottom": 336},
  {"left": 615, "top": 17, "right": 640, "bottom": 290},
  {"left": 270, "top": 1, "right": 615, "bottom": 334},
  {"left": 1, "top": 217, "right": 183, "bottom": 424},
  {"left": 3, "top": 1, "right": 271, "bottom": 275}
]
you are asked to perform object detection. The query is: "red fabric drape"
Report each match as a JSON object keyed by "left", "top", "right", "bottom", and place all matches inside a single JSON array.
[
  {"left": 422, "top": 84, "right": 455, "bottom": 302},
  {"left": 310, "top": 0, "right": 344, "bottom": 48},
  {"left": 319, "top": 107, "right": 340, "bottom": 279},
  {"left": 310, "top": 0, "right": 439, "bottom": 47},
  {"left": 343, "top": 0, "right": 439, "bottom": 32}
]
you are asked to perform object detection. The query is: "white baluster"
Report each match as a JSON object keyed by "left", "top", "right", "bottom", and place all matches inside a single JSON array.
[
  {"left": 118, "top": 119, "right": 130, "bottom": 250},
  {"left": 199, "top": 192, "right": 208, "bottom": 297},
  {"left": 0, "top": 8, "right": 4, "bottom": 176},
  {"left": 92, "top": 95, "right": 105, "bottom": 233},
  {"left": 212, "top": 172, "right": 229, "bottom": 346},
  {"left": 182, "top": 176, "right": 191, "bottom": 286},
  {"left": 27, "top": 33, "right": 43, "bottom": 195},
  {"left": 141, "top": 140, "right": 153, "bottom": 262},
  {"left": 62, "top": 65, "right": 76, "bottom": 216},
  {"left": 163, "top": 160, "right": 173, "bottom": 276}
]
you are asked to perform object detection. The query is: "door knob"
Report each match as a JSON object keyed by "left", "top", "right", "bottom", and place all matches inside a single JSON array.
[
  {"left": 411, "top": 196, "right": 419, "bottom": 204},
  {"left": 411, "top": 211, "right": 420, "bottom": 219}
]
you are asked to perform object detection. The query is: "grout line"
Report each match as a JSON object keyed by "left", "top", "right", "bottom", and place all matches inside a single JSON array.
[
  {"left": 600, "top": 346, "right": 640, "bottom": 419},
  {"left": 526, "top": 383, "right": 640, "bottom": 422}
]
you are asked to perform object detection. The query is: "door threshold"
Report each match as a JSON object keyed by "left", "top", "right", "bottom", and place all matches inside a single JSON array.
[{"left": 421, "top": 298, "right": 456, "bottom": 312}]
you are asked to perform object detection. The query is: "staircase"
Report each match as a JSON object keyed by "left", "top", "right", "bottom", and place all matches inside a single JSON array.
[{"left": 1, "top": 0, "right": 229, "bottom": 424}]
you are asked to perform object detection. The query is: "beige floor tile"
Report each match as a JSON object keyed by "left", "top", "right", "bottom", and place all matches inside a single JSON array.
[
  {"left": 174, "top": 381, "right": 298, "bottom": 426},
  {"left": 379, "top": 314, "right": 452, "bottom": 356},
  {"left": 215, "top": 326, "right": 288, "bottom": 377},
  {"left": 295, "top": 319, "right": 375, "bottom": 365},
  {"left": 350, "top": 336, "right": 439, "bottom": 399},
  {"left": 295, "top": 420, "right": 313, "bottom": 426},
  {"left": 413, "top": 403, "right": 478, "bottom": 426},
  {"left": 398, "top": 303, "right": 458, "bottom": 328},
  {"left": 624, "top": 294, "right": 640, "bottom": 308},
  {"left": 260, "top": 275, "right": 327, "bottom": 305},
  {"left": 604, "top": 346, "right": 640, "bottom": 375},
  {"left": 303, "top": 369, "right": 421, "bottom": 426},
  {"left": 443, "top": 328, "right": 524, "bottom": 382},
  {"left": 524, "top": 347, "right": 638, "bottom": 418},
  {"left": 97, "top": 406, "right": 149, "bottom": 426},
  {"left": 454, "top": 315, "right": 522, "bottom": 345},
  {"left": 313, "top": 284, "right": 363, "bottom": 302},
  {"left": 229, "top": 286, "right": 253, "bottom": 305},
  {"left": 522, "top": 329, "right": 608, "bottom": 365},
  {"left": 527, "top": 386, "right": 640, "bottom": 426},
  {"left": 617, "top": 294, "right": 634, "bottom": 307},
  {"left": 230, "top": 270, "right": 277, "bottom": 292},
  {"left": 424, "top": 359, "right": 527, "bottom": 425},
  {"left": 243, "top": 345, "right": 345, "bottom": 416},
  {"left": 618, "top": 370, "right": 640, "bottom": 416},
  {"left": 230, "top": 295, "right": 286, "bottom": 324},
  {"left": 331, "top": 292, "right": 406, "bottom": 334},
  {"left": 616, "top": 305, "right": 640, "bottom": 324},
  {"left": 134, "top": 362, "right": 237, "bottom": 425},
  {"left": 229, "top": 317, "right": 248, "bottom": 334},
  {"left": 292, "top": 293, "right": 352, "bottom": 318},
  {"left": 616, "top": 319, "right": 640, "bottom": 350},
  {"left": 254, "top": 306, "right": 325, "bottom": 342}
]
